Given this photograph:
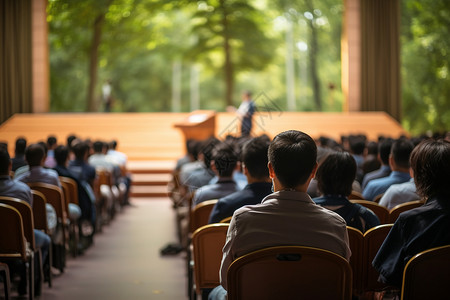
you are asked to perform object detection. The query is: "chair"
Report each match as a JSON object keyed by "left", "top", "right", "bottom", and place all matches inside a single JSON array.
[
  {"left": 349, "top": 190, "right": 365, "bottom": 200},
  {"left": 350, "top": 200, "right": 390, "bottom": 224},
  {"left": 189, "top": 199, "right": 218, "bottom": 233},
  {"left": 388, "top": 200, "right": 424, "bottom": 223},
  {"left": 191, "top": 224, "right": 229, "bottom": 297},
  {"left": 373, "top": 193, "right": 384, "bottom": 203},
  {"left": 362, "top": 224, "right": 393, "bottom": 293},
  {"left": 30, "top": 190, "right": 52, "bottom": 287},
  {"left": 0, "top": 203, "right": 35, "bottom": 300},
  {"left": 401, "top": 244, "right": 450, "bottom": 300},
  {"left": 347, "top": 226, "right": 364, "bottom": 295},
  {"left": 59, "top": 177, "right": 80, "bottom": 257},
  {"left": 27, "top": 182, "right": 67, "bottom": 273},
  {"left": 0, "top": 262, "right": 11, "bottom": 300},
  {"left": 227, "top": 245, "right": 352, "bottom": 300},
  {"left": 219, "top": 216, "right": 232, "bottom": 223}
]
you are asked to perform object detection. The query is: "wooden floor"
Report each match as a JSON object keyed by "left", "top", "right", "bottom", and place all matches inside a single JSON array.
[{"left": 0, "top": 111, "right": 408, "bottom": 163}]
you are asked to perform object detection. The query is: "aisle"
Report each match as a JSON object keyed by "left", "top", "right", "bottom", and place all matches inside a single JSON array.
[{"left": 39, "top": 198, "right": 186, "bottom": 300}]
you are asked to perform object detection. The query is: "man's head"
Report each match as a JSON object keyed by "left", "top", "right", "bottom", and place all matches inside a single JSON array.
[
  {"left": 93, "top": 141, "right": 105, "bottom": 154},
  {"left": 0, "top": 148, "right": 11, "bottom": 175},
  {"left": 54, "top": 145, "right": 70, "bottom": 166},
  {"left": 348, "top": 135, "right": 366, "bottom": 156},
  {"left": 242, "top": 90, "right": 252, "bottom": 101},
  {"left": 72, "top": 141, "right": 90, "bottom": 161},
  {"left": 241, "top": 136, "right": 270, "bottom": 180},
  {"left": 378, "top": 138, "right": 393, "bottom": 165},
  {"left": 47, "top": 135, "right": 57, "bottom": 150},
  {"left": 25, "top": 144, "right": 46, "bottom": 167},
  {"left": 390, "top": 138, "right": 414, "bottom": 171},
  {"left": 268, "top": 130, "right": 317, "bottom": 189},
  {"left": 316, "top": 151, "right": 356, "bottom": 197},
  {"left": 15, "top": 137, "right": 27, "bottom": 155},
  {"left": 211, "top": 142, "right": 238, "bottom": 178},
  {"left": 410, "top": 139, "right": 450, "bottom": 199}
]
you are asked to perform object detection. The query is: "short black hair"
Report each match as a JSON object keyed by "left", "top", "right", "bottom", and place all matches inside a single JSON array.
[
  {"left": 242, "top": 136, "right": 270, "bottom": 179},
  {"left": 54, "top": 145, "right": 69, "bottom": 166},
  {"left": 93, "top": 141, "right": 104, "bottom": 153},
  {"left": 268, "top": 130, "right": 317, "bottom": 188},
  {"left": 25, "top": 144, "right": 45, "bottom": 167},
  {"left": 316, "top": 151, "right": 356, "bottom": 196},
  {"left": 47, "top": 135, "right": 57, "bottom": 147},
  {"left": 15, "top": 137, "right": 27, "bottom": 155},
  {"left": 72, "top": 141, "right": 90, "bottom": 160},
  {"left": 200, "top": 137, "right": 220, "bottom": 170},
  {"left": 0, "top": 147, "right": 11, "bottom": 174},
  {"left": 378, "top": 138, "right": 393, "bottom": 165},
  {"left": 410, "top": 139, "right": 450, "bottom": 199},
  {"left": 391, "top": 138, "right": 414, "bottom": 169},
  {"left": 212, "top": 142, "right": 238, "bottom": 177},
  {"left": 348, "top": 135, "right": 366, "bottom": 155}
]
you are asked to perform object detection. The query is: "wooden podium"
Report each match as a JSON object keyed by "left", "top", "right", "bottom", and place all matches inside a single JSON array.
[{"left": 174, "top": 110, "right": 216, "bottom": 142}]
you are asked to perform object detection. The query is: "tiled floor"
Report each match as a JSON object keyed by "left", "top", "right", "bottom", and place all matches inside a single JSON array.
[{"left": 5, "top": 198, "right": 187, "bottom": 300}]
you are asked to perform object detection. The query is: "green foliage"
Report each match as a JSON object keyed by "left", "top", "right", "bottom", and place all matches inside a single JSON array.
[{"left": 401, "top": 0, "right": 450, "bottom": 134}]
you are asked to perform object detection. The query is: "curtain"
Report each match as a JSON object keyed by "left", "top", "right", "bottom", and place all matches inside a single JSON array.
[
  {"left": 0, "top": 0, "right": 33, "bottom": 125},
  {"left": 360, "top": 0, "right": 401, "bottom": 121}
]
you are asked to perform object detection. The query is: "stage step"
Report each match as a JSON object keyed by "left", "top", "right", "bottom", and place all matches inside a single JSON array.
[{"left": 128, "top": 160, "right": 174, "bottom": 198}]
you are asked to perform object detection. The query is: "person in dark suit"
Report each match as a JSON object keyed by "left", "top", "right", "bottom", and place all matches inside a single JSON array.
[{"left": 208, "top": 135, "right": 272, "bottom": 224}]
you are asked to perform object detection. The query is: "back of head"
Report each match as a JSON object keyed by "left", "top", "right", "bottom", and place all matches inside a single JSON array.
[
  {"left": 54, "top": 145, "right": 69, "bottom": 166},
  {"left": 200, "top": 137, "right": 220, "bottom": 170},
  {"left": 410, "top": 139, "right": 450, "bottom": 199},
  {"left": 93, "top": 141, "right": 104, "bottom": 153},
  {"left": 72, "top": 141, "right": 89, "bottom": 160},
  {"left": 109, "top": 140, "right": 118, "bottom": 150},
  {"left": 268, "top": 130, "right": 317, "bottom": 188},
  {"left": 316, "top": 151, "right": 356, "bottom": 196},
  {"left": 67, "top": 135, "right": 78, "bottom": 148},
  {"left": 47, "top": 135, "right": 57, "bottom": 148},
  {"left": 391, "top": 138, "right": 414, "bottom": 169},
  {"left": 348, "top": 135, "right": 366, "bottom": 155},
  {"left": 0, "top": 148, "right": 11, "bottom": 175},
  {"left": 378, "top": 138, "right": 393, "bottom": 165},
  {"left": 15, "top": 137, "right": 27, "bottom": 155},
  {"left": 212, "top": 142, "right": 238, "bottom": 177},
  {"left": 25, "top": 144, "right": 45, "bottom": 167},
  {"left": 242, "top": 136, "right": 270, "bottom": 179}
]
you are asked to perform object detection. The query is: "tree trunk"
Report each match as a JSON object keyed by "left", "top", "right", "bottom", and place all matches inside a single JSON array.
[
  {"left": 306, "top": 0, "right": 322, "bottom": 110},
  {"left": 87, "top": 13, "right": 106, "bottom": 112},
  {"left": 221, "top": 0, "right": 234, "bottom": 107}
]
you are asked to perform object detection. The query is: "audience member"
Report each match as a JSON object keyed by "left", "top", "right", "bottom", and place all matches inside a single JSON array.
[
  {"left": 361, "top": 139, "right": 393, "bottom": 189},
  {"left": 208, "top": 136, "right": 272, "bottom": 223},
  {"left": 373, "top": 139, "right": 450, "bottom": 288},
  {"left": 313, "top": 152, "right": 380, "bottom": 232},
  {"left": 348, "top": 134, "right": 366, "bottom": 183},
  {"left": 209, "top": 130, "right": 351, "bottom": 300},
  {"left": 0, "top": 147, "right": 51, "bottom": 295},
  {"left": 44, "top": 135, "right": 58, "bottom": 168},
  {"left": 363, "top": 138, "right": 414, "bottom": 201},
  {"left": 362, "top": 141, "right": 381, "bottom": 175},
  {"left": 11, "top": 137, "right": 27, "bottom": 172},
  {"left": 192, "top": 142, "right": 239, "bottom": 207},
  {"left": 378, "top": 177, "right": 419, "bottom": 210}
]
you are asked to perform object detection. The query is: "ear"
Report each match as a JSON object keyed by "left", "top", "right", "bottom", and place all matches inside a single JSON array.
[
  {"left": 241, "top": 163, "right": 249, "bottom": 176},
  {"left": 409, "top": 167, "right": 414, "bottom": 178},
  {"left": 268, "top": 162, "right": 275, "bottom": 179},
  {"left": 210, "top": 160, "right": 217, "bottom": 172}
]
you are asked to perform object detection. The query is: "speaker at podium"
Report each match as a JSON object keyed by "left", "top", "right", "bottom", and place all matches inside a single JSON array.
[{"left": 174, "top": 110, "right": 216, "bottom": 142}]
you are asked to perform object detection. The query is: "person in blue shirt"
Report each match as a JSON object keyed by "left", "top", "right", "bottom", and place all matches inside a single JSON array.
[
  {"left": 363, "top": 138, "right": 414, "bottom": 201},
  {"left": 314, "top": 151, "right": 380, "bottom": 233}
]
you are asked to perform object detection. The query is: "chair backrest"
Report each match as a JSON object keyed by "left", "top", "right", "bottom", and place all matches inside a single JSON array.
[
  {"left": 97, "top": 169, "right": 113, "bottom": 186},
  {"left": 347, "top": 226, "right": 364, "bottom": 294},
  {"left": 219, "top": 216, "right": 232, "bottom": 223},
  {"left": 0, "top": 197, "right": 35, "bottom": 250},
  {"left": 349, "top": 190, "right": 365, "bottom": 200},
  {"left": 401, "top": 244, "right": 450, "bottom": 300},
  {"left": 0, "top": 203, "right": 27, "bottom": 261},
  {"left": 227, "top": 246, "right": 352, "bottom": 300},
  {"left": 27, "top": 182, "right": 67, "bottom": 223},
  {"left": 190, "top": 199, "right": 218, "bottom": 233},
  {"left": 373, "top": 193, "right": 384, "bottom": 203},
  {"left": 351, "top": 200, "right": 389, "bottom": 224},
  {"left": 388, "top": 200, "right": 424, "bottom": 223},
  {"left": 31, "top": 189, "right": 48, "bottom": 233},
  {"left": 59, "top": 176, "right": 79, "bottom": 205},
  {"left": 362, "top": 224, "right": 393, "bottom": 292},
  {"left": 192, "top": 223, "right": 229, "bottom": 293}
]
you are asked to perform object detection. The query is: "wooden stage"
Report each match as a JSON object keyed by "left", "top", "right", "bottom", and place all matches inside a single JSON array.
[{"left": 0, "top": 111, "right": 408, "bottom": 163}]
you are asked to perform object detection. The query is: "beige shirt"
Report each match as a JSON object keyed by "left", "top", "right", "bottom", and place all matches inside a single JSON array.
[{"left": 219, "top": 190, "right": 351, "bottom": 289}]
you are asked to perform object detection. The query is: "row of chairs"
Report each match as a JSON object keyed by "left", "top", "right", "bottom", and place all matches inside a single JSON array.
[{"left": 190, "top": 222, "right": 450, "bottom": 300}]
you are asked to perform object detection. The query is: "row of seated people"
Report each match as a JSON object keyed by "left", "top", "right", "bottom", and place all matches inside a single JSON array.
[
  {"left": 169, "top": 130, "right": 450, "bottom": 299},
  {"left": 0, "top": 134, "right": 131, "bottom": 298}
]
